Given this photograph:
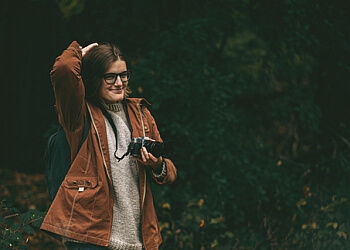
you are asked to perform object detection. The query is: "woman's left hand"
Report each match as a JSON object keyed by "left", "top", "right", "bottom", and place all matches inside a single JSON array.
[{"left": 137, "top": 147, "right": 163, "bottom": 172}]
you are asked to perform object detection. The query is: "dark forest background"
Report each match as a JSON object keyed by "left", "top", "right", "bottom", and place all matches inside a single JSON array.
[{"left": 1, "top": 0, "right": 350, "bottom": 249}]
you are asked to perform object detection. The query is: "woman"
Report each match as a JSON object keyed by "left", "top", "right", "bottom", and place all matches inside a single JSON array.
[{"left": 40, "top": 41, "right": 177, "bottom": 250}]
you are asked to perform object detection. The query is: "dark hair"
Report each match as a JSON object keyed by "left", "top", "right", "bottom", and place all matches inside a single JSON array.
[{"left": 81, "top": 42, "right": 131, "bottom": 105}]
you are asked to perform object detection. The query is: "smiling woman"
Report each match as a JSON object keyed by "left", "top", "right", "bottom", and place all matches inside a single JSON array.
[
  {"left": 40, "top": 41, "right": 177, "bottom": 250},
  {"left": 81, "top": 42, "right": 132, "bottom": 105}
]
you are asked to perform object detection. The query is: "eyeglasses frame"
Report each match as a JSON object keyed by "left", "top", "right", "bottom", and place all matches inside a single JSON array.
[{"left": 103, "top": 70, "right": 131, "bottom": 84}]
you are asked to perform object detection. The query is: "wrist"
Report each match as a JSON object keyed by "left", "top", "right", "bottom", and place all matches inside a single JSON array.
[
  {"left": 151, "top": 157, "right": 163, "bottom": 172},
  {"left": 152, "top": 161, "right": 167, "bottom": 179}
]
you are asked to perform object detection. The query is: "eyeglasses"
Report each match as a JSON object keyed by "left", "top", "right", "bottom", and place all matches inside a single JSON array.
[{"left": 103, "top": 71, "right": 131, "bottom": 84}]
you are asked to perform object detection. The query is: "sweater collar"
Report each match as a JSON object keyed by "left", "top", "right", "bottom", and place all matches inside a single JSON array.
[{"left": 103, "top": 102, "right": 123, "bottom": 112}]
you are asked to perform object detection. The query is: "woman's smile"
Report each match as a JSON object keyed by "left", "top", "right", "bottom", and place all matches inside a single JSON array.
[{"left": 110, "top": 87, "right": 124, "bottom": 94}]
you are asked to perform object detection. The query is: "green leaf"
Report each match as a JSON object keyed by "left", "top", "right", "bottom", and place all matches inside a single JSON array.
[
  {"left": 2, "top": 228, "right": 10, "bottom": 239},
  {"left": 22, "top": 225, "right": 35, "bottom": 235},
  {"left": 29, "top": 211, "right": 45, "bottom": 228},
  {"left": 10, "top": 207, "right": 20, "bottom": 214},
  {"left": 10, "top": 231, "right": 24, "bottom": 242},
  {"left": 11, "top": 223, "right": 21, "bottom": 232},
  {"left": 19, "top": 212, "right": 32, "bottom": 225}
]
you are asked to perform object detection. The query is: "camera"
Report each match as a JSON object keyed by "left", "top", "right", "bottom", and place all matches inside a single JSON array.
[{"left": 128, "top": 136, "right": 173, "bottom": 158}]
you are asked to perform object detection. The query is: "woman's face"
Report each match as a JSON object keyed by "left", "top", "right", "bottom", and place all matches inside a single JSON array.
[{"left": 99, "top": 60, "right": 128, "bottom": 103}]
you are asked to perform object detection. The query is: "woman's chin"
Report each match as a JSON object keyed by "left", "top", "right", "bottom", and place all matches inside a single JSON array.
[{"left": 104, "top": 94, "right": 124, "bottom": 103}]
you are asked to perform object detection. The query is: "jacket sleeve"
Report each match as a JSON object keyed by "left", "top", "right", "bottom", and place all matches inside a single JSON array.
[
  {"left": 50, "top": 41, "right": 86, "bottom": 133},
  {"left": 142, "top": 106, "right": 177, "bottom": 185}
]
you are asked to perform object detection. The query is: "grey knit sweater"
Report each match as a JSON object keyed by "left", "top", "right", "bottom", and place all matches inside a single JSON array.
[{"left": 104, "top": 102, "right": 143, "bottom": 250}]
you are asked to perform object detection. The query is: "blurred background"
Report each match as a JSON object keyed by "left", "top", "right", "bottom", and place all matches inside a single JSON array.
[{"left": 1, "top": 0, "right": 350, "bottom": 249}]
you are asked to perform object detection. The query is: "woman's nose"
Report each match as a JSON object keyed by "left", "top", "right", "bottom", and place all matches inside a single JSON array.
[{"left": 114, "top": 76, "right": 123, "bottom": 86}]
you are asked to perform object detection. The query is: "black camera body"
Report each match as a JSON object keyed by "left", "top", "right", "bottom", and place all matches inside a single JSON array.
[{"left": 129, "top": 136, "right": 173, "bottom": 158}]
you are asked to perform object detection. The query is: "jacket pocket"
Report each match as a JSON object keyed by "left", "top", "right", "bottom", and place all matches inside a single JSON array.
[{"left": 63, "top": 177, "right": 98, "bottom": 189}]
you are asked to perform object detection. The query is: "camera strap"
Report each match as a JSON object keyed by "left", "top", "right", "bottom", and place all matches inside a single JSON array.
[
  {"left": 114, "top": 144, "right": 132, "bottom": 162},
  {"left": 115, "top": 104, "right": 146, "bottom": 161},
  {"left": 113, "top": 100, "right": 146, "bottom": 161},
  {"left": 98, "top": 103, "right": 129, "bottom": 162}
]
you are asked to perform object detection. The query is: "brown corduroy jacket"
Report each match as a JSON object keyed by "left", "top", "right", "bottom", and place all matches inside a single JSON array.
[{"left": 40, "top": 41, "right": 177, "bottom": 249}]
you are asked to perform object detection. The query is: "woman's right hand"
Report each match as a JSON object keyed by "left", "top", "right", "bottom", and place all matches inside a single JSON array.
[{"left": 81, "top": 43, "right": 98, "bottom": 57}]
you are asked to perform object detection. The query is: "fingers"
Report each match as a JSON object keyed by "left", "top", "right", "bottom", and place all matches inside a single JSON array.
[
  {"left": 86, "top": 42, "right": 99, "bottom": 49},
  {"left": 81, "top": 42, "right": 98, "bottom": 57},
  {"left": 140, "top": 147, "right": 161, "bottom": 164},
  {"left": 141, "top": 147, "right": 153, "bottom": 162}
]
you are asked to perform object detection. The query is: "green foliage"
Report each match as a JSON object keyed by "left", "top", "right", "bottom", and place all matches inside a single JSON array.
[
  {"left": 0, "top": 200, "right": 45, "bottom": 249},
  {"left": 292, "top": 196, "right": 349, "bottom": 249},
  {"left": 136, "top": 0, "right": 350, "bottom": 248}
]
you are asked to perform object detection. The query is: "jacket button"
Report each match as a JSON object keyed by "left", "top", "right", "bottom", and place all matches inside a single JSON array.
[
  {"left": 72, "top": 181, "right": 77, "bottom": 186},
  {"left": 86, "top": 180, "right": 91, "bottom": 186}
]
